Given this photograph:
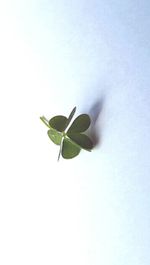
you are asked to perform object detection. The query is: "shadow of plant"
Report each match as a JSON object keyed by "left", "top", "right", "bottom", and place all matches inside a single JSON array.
[{"left": 87, "top": 97, "right": 105, "bottom": 147}]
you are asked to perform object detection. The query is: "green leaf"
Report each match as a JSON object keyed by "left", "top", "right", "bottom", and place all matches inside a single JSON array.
[
  {"left": 47, "top": 129, "right": 62, "bottom": 145},
  {"left": 61, "top": 138, "right": 81, "bottom": 159},
  {"left": 68, "top": 114, "right": 91, "bottom": 133},
  {"left": 67, "top": 132, "right": 93, "bottom": 150},
  {"left": 49, "top": 115, "right": 68, "bottom": 132}
]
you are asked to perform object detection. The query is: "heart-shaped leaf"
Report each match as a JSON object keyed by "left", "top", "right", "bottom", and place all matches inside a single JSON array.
[
  {"left": 68, "top": 114, "right": 91, "bottom": 133},
  {"left": 67, "top": 132, "right": 93, "bottom": 150},
  {"left": 61, "top": 138, "right": 81, "bottom": 159},
  {"left": 49, "top": 115, "right": 67, "bottom": 132},
  {"left": 47, "top": 129, "right": 62, "bottom": 145}
]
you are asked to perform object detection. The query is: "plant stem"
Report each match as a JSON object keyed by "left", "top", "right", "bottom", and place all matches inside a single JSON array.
[
  {"left": 57, "top": 137, "right": 64, "bottom": 161},
  {"left": 40, "top": 116, "right": 50, "bottom": 128}
]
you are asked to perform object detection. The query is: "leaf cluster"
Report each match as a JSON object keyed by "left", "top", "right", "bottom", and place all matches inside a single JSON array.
[{"left": 40, "top": 107, "right": 93, "bottom": 160}]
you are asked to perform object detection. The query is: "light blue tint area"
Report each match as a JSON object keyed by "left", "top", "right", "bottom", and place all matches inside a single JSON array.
[{"left": 0, "top": 1, "right": 150, "bottom": 265}]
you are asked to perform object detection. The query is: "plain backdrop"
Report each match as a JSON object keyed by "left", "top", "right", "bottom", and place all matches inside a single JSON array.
[{"left": 0, "top": 1, "right": 150, "bottom": 265}]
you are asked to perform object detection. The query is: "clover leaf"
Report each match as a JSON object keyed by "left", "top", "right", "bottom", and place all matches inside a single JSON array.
[
  {"left": 40, "top": 107, "right": 93, "bottom": 160},
  {"left": 49, "top": 116, "right": 68, "bottom": 132},
  {"left": 47, "top": 129, "right": 62, "bottom": 145},
  {"left": 67, "top": 114, "right": 91, "bottom": 133},
  {"left": 62, "top": 138, "right": 81, "bottom": 159}
]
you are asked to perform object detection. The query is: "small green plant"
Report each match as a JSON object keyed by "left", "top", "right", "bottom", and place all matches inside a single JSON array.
[{"left": 40, "top": 107, "right": 93, "bottom": 160}]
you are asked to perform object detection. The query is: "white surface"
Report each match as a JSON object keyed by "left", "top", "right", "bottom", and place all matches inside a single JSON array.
[{"left": 0, "top": 1, "right": 150, "bottom": 264}]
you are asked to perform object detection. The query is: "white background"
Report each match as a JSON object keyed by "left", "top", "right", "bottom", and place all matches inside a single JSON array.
[{"left": 0, "top": 1, "right": 150, "bottom": 264}]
